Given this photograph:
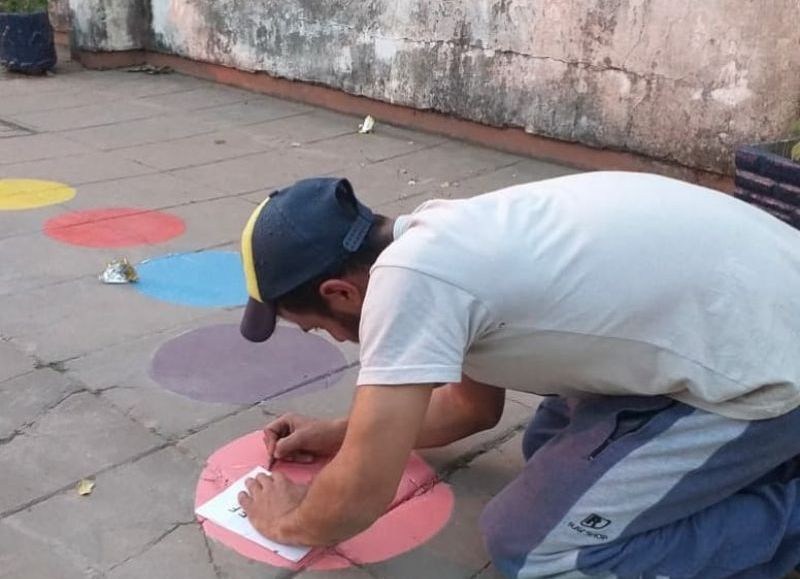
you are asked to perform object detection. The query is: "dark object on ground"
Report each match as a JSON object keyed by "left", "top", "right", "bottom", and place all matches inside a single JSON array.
[
  {"left": 735, "top": 139, "right": 800, "bottom": 230},
  {"left": 124, "top": 64, "right": 174, "bottom": 75},
  {"left": 0, "top": 10, "right": 57, "bottom": 74}
]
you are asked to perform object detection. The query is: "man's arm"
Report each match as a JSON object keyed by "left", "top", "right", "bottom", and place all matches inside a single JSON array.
[
  {"left": 266, "top": 383, "right": 434, "bottom": 546},
  {"left": 416, "top": 375, "right": 505, "bottom": 448},
  {"left": 263, "top": 375, "right": 505, "bottom": 464}
]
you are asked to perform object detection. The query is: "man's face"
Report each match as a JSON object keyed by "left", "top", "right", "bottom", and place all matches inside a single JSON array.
[{"left": 278, "top": 308, "right": 361, "bottom": 343}]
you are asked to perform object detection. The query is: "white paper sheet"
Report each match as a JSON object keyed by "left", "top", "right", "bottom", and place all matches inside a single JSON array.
[{"left": 195, "top": 466, "right": 312, "bottom": 563}]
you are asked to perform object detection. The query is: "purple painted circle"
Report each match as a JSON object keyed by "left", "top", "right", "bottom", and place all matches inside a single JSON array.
[{"left": 150, "top": 324, "right": 348, "bottom": 404}]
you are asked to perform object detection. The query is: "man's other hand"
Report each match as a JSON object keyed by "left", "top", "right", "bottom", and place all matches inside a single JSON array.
[{"left": 264, "top": 414, "right": 348, "bottom": 465}]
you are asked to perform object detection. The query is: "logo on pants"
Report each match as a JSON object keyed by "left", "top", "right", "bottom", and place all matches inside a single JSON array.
[{"left": 580, "top": 514, "right": 611, "bottom": 530}]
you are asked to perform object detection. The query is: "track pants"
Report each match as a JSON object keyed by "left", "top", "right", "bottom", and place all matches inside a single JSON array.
[{"left": 480, "top": 395, "right": 800, "bottom": 579}]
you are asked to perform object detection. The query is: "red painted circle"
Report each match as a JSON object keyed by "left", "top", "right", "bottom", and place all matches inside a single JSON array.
[
  {"left": 44, "top": 208, "right": 185, "bottom": 248},
  {"left": 195, "top": 431, "right": 454, "bottom": 570}
]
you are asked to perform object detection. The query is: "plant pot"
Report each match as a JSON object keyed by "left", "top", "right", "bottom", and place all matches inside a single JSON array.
[
  {"left": 0, "top": 10, "right": 57, "bottom": 74},
  {"left": 734, "top": 139, "right": 800, "bottom": 230}
]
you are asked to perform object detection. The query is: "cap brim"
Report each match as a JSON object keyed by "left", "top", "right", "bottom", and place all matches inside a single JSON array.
[{"left": 241, "top": 298, "right": 277, "bottom": 342}]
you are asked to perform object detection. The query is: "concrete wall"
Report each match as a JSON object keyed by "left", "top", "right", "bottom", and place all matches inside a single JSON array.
[
  {"left": 48, "top": 0, "right": 71, "bottom": 33},
  {"left": 67, "top": 0, "right": 148, "bottom": 51},
  {"left": 68, "top": 0, "right": 800, "bottom": 175}
]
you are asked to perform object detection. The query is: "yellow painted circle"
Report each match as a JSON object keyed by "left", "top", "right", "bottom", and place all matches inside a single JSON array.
[{"left": 0, "top": 179, "right": 76, "bottom": 210}]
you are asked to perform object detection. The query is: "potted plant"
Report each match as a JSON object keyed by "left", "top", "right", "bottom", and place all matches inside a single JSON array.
[
  {"left": 0, "top": 0, "right": 57, "bottom": 74},
  {"left": 734, "top": 124, "right": 800, "bottom": 230}
]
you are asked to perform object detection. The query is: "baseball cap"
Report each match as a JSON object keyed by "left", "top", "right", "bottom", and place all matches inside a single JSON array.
[{"left": 240, "top": 177, "right": 375, "bottom": 342}]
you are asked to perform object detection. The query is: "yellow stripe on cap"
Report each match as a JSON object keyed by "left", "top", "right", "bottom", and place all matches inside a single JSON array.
[{"left": 241, "top": 197, "right": 270, "bottom": 302}]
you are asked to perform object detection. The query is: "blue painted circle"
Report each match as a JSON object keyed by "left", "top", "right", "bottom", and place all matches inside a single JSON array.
[{"left": 135, "top": 251, "right": 247, "bottom": 308}]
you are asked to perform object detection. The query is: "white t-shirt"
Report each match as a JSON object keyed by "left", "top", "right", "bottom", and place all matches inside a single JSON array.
[{"left": 356, "top": 172, "right": 800, "bottom": 420}]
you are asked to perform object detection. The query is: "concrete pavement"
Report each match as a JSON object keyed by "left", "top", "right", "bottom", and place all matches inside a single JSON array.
[{"left": 1, "top": 54, "right": 580, "bottom": 579}]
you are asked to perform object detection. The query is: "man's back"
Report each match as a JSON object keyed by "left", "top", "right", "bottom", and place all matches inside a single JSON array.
[{"left": 359, "top": 172, "right": 800, "bottom": 420}]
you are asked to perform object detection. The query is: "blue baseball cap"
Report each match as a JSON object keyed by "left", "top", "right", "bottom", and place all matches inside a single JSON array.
[{"left": 240, "top": 177, "right": 375, "bottom": 342}]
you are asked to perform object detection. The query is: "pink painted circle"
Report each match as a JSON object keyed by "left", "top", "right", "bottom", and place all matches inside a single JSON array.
[
  {"left": 195, "top": 431, "right": 454, "bottom": 570},
  {"left": 44, "top": 207, "right": 185, "bottom": 247}
]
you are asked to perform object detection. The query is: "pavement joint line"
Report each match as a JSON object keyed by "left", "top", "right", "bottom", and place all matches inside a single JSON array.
[
  {"left": 53, "top": 308, "right": 233, "bottom": 371},
  {"left": 0, "top": 92, "right": 122, "bottom": 118},
  {"left": 0, "top": 149, "right": 92, "bottom": 167},
  {"left": 93, "top": 110, "right": 312, "bottom": 154},
  {"left": 0, "top": 235, "right": 241, "bottom": 298},
  {"left": 35, "top": 111, "right": 174, "bottom": 135},
  {"left": 258, "top": 361, "right": 360, "bottom": 403},
  {"left": 468, "top": 561, "right": 494, "bottom": 579},
  {"left": 199, "top": 526, "right": 226, "bottom": 579},
  {"left": 0, "top": 440, "right": 173, "bottom": 520},
  {"left": 2, "top": 511, "right": 105, "bottom": 577},
  {"left": 0, "top": 164, "right": 164, "bottom": 187},
  {"left": 161, "top": 126, "right": 450, "bottom": 178},
  {"left": 104, "top": 520, "right": 197, "bottom": 573},
  {"left": 371, "top": 158, "right": 525, "bottom": 211}
]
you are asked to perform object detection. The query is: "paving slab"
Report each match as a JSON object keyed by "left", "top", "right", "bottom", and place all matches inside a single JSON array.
[
  {"left": 0, "top": 86, "right": 117, "bottom": 115},
  {"left": 168, "top": 146, "right": 348, "bottom": 196},
  {"left": 0, "top": 229, "right": 157, "bottom": 297},
  {"left": 241, "top": 109, "right": 364, "bottom": 147},
  {"left": 60, "top": 113, "right": 229, "bottom": 151},
  {"left": 114, "top": 128, "right": 276, "bottom": 171},
  {"left": 8, "top": 100, "right": 168, "bottom": 133},
  {"left": 0, "top": 519, "right": 100, "bottom": 579},
  {"left": 63, "top": 308, "right": 242, "bottom": 393},
  {"left": 177, "top": 405, "right": 273, "bottom": 462},
  {"left": 309, "top": 125, "right": 444, "bottom": 165},
  {"left": 106, "top": 524, "right": 218, "bottom": 579},
  {"left": 0, "top": 151, "right": 154, "bottom": 186},
  {"left": 188, "top": 96, "right": 311, "bottom": 127},
  {"left": 419, "top": 397, "right": 535, "bottom": 474},
  {"left": 138, "top": 85, "right": 257, "bottom": 111},
  {"left": 150, "top": 195, "right": 259, "bottom": 251},
  {"left": 0, "top": 338, "right": 36, "bottom": 382},
  {"left": 5, "top": 446, "right": 200, "bottom": 570},
  {"left": 340, "top": 142, "right": 522, "bottom": 210},
  {"left": 0, "top": 132, "right": 97, "bottom": 165},
  {"left": 0, "top": 392, "right": 162, "bottom": 514},
  {"left": 60, "top": 171, "right": 225, "bottom": 211},
  {"left": 204, "top": 537, "right": 295, "bottom": 579},
  {"left": 1, "top": 276, "right": 214, "bottom": 361},
  {"left": 260, "top": 365, "right": 360, "bottom": 420},
  {"left": 0, "top": 368, "right": 80, "bottom": 440},
  {"left": 366, "top": 483, "right": 494, "bottom": 579}
]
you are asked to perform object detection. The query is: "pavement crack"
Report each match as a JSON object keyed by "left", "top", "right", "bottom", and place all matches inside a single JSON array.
[
  {"left": 0, "top": 387, "right": 89, "bottom": 446},
  {"left": 468, "top": 561, "right": 494, "bottom": 579},
  {"left": 200, "top": 529, "right": 224, "bottom": 579},
  {"left": 437, "top": 421, "right": 527, "bottom": 482},
  {"left": 105, "top": 521, "right": 194, "bottom": 573}
]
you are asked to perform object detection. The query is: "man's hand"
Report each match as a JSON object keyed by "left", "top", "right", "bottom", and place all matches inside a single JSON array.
[
  {"left": 264, "top": 414, "right": 347, "bottom": 465},
  {"left": 237, "top": 472, "right": 308, "bottom": 543}
]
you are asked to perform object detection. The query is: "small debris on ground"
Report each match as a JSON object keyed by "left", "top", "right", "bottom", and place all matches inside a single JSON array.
[
  {"left": 214, "top": 139, "right": 227, "bottom": 145},
  {"left": 358, "top": 115, "right": 376, "bottom": 134},
  {"left": 76, "top": 479, "right": 96, "bottom": 496},
  {"left": 99, "top": 258, "right": 138, "bottom": 284},
  {"left": 124, "top": 64, "right": 173, "bottom": 75}
]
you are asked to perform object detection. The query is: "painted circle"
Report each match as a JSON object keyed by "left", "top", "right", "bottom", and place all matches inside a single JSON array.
[
  {"left": 44, "top": 207, "right": 185, "bottom": 247},
  {"left": 0, "top": 179, "right": 76, "bottom": 210},
  {"left": 150, "top": 324, "right": 348, "bottom": 404},
  {"left": 195, "top": 431, "right": 454, "bottom": 570},
  {"left": 134, "top": 251, "right": 247, "bottom": 308}
]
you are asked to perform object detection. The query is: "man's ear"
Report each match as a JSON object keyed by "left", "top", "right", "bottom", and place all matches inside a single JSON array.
[{"left": 318, "top": 279, "right": 363, "bottom": 312}]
